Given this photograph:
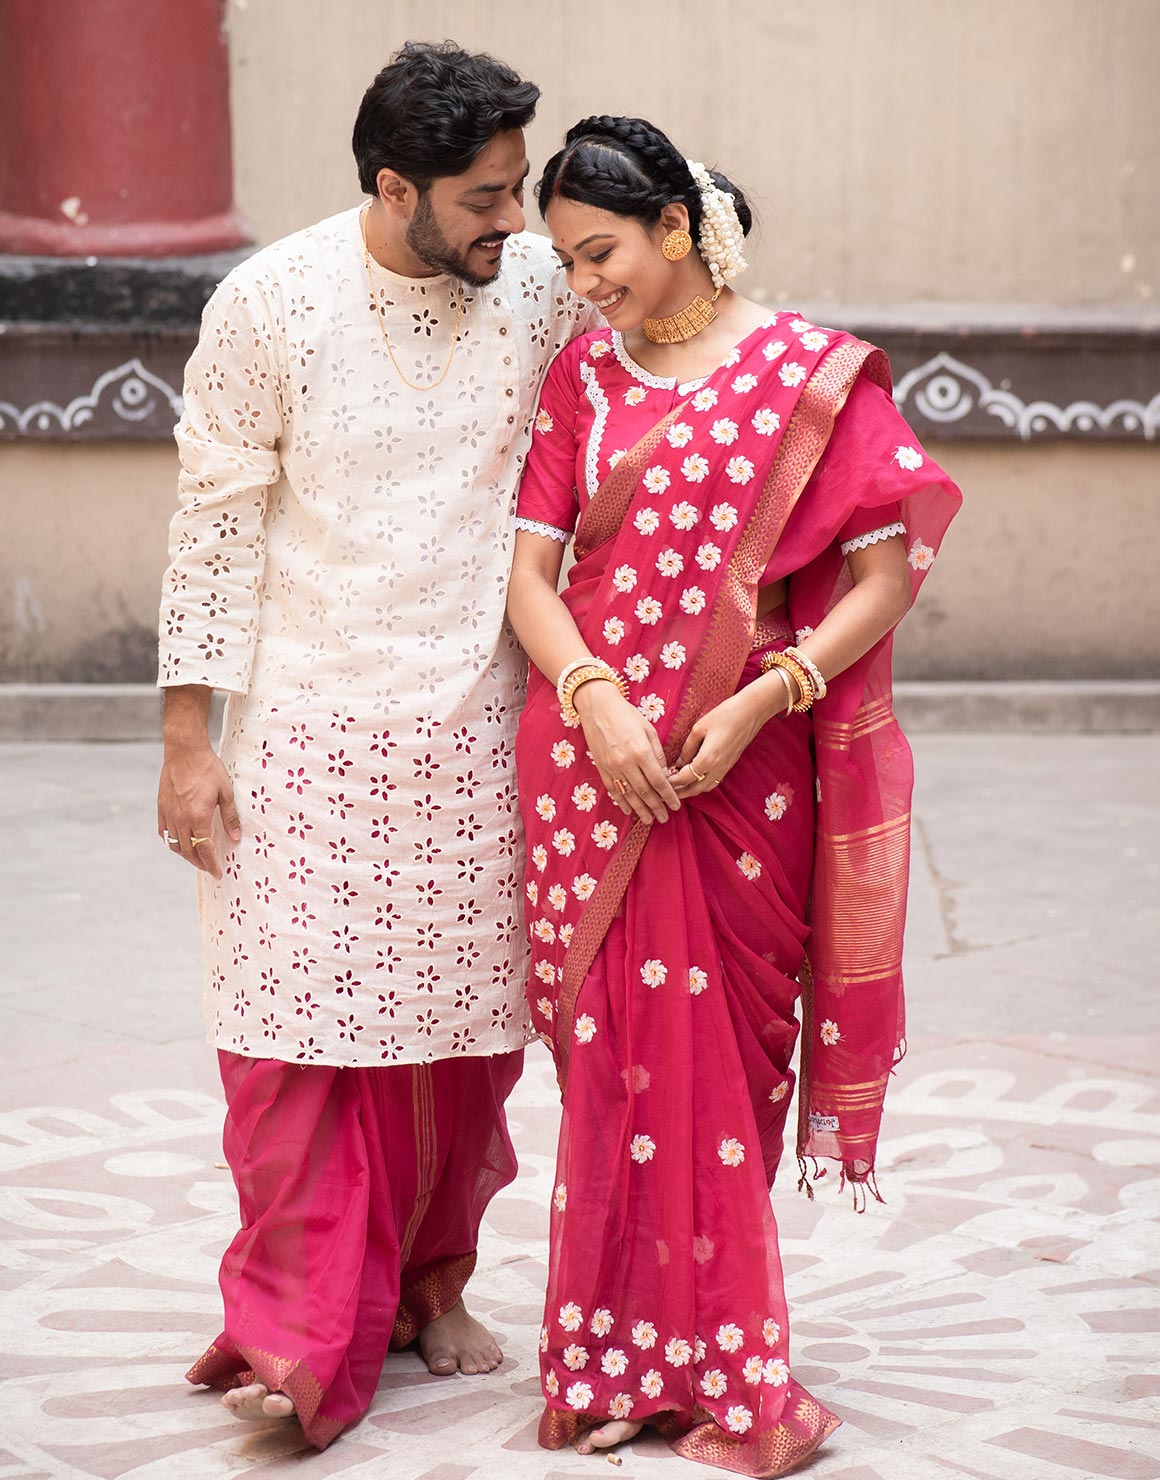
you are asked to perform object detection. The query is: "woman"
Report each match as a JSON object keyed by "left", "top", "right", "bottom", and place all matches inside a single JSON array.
[{"left": 507, "top": 116, "right": 961, "bottom": 1474}]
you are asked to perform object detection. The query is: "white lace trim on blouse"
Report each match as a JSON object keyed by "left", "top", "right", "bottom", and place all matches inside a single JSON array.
[
  {"left": 516, "top": 515, "right": 573, "bottom": 544},
  {"left": 840, "top": 520, "right": 907, "bottom": 555},
  {"left": 612, "top": 331, "right": 673, "bottom": 389},
  {"left": 610, "top": 331, "right": 708, "bottom": 396},
  {"left": 580, "top": 361, "right": 611, "bottom": 502}
]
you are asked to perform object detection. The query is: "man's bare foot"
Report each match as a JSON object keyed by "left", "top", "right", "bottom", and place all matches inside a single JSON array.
[
  {"left": 418, "top": 1297, "right": 503, "bottom": 1376},
  {"left": 221, "top": 1382, "right": 296, "bottom": 1421},
  {"left": 576, "top": 1418, "right": 645, "bottom": 1454}
]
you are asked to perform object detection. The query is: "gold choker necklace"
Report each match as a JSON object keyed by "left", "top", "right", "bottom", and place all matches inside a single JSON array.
[{"left": 642, "top": 286, "right": 722, "bottom": 344}]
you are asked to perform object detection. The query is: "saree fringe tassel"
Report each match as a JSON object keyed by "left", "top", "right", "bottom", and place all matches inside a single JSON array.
[
  {"left": 838, "top": 1164, "right": 886, "bottom": 1213},
  {"left": 796, "top": 1154, "right": 827, "bottom": 1199}
]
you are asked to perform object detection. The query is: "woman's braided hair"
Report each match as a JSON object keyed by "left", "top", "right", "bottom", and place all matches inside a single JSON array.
[{"left": 536, "top": 115, "right": 752, "bottom": 243}]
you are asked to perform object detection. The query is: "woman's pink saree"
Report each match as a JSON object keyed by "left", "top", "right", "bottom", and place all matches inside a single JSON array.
[{"left": 515, "top": 319, "right": 960, "bottom": 1473}]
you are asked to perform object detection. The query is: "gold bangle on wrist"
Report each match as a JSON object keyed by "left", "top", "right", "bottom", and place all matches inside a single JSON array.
[
  {"left": 559, "top": 660, "right": 629, "bottom": 725},
  {"left": 768, "top": 664, "right": 794, "bottom": 717},
  {"left": 759, "top": 650, "right": 817, "bottom": 713},
  {"left": 784, "top": 644, "right": 827, "bottom": 701},
  {"left": 556, "top": 656, "right": 596, "bottom": 706}
]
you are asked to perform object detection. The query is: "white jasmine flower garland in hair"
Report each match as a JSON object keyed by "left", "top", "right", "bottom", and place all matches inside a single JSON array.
[{"left": 686, "top": 160, "right": 748, "bottom": 290}]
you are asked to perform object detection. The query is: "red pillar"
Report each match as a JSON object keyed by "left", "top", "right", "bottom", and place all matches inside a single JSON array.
[{"left": 0, "top": 0, "right": 248, "bottom": 256}]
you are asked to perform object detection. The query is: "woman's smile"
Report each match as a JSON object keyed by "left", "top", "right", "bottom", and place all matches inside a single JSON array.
[{"left": 593, "top": 286, "right": 627, "bottom": 312}]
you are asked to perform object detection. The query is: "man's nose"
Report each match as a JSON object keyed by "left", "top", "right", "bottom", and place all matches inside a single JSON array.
[{"left": 495, "top": 200, "right": 526, "bottom": 236}]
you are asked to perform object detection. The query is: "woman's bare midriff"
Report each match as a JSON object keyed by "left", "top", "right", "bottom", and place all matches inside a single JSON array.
[{"left": 756, "top": 579, "right": 789, "bottom": 617}]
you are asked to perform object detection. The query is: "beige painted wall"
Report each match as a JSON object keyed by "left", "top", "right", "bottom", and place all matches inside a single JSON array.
[
  {"left": 1, "top": 443, "right": 176, "bottom": 683},
  {"left": 3, "top": 437, "right": 1157, "bottom": 683},
  {"left": 227, "top": 0, "right": 1159, "bottom": 306},
  {"left": 3, "top": 1, "right": 1158, "bottom": 686},
  {"left": 893, "top": 441, "right": 1160, "bottom": 679}
]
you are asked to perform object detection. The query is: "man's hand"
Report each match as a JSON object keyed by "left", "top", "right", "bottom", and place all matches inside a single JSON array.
[{"left": 157, "top": 686, "right": 241, "bottom": 879}]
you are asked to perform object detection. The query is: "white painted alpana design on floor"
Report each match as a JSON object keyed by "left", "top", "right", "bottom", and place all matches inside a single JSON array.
[{"left": 1, "top": 1044, "right": 1157, "bottom": 1480}]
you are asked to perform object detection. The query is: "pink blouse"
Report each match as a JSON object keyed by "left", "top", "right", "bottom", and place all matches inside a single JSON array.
[{"left": 516, "top": 329, "right": 906, "bottom": 575}]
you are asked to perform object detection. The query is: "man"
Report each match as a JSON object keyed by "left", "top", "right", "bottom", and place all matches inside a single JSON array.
[{"left": 156, "top": 40, "right": 596, "bottom": 1447}]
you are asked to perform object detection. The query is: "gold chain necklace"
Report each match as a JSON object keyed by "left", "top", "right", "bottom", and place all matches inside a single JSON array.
[
  {"left": 360, "top": 204, "right": 464, "bottom": 390},
  {"left": 642, "top": 286, "right": 722, "bottom": 344}
]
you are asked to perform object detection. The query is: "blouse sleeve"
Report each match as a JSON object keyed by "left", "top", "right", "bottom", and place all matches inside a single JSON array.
[
  {"left": 515, "top": 336, "right": 585, "bottom": 544},
  {"left": 836, "top": 500, "right": 905, "bottom": 555},
  {"left": 767, "top": 369, "right": 960, "bottom": 590},
  {"left": 822, "top": 378, "right": 913, "bottom": 555},
  {"left": 157, "top": 271, "right": 283, "bottom": 695}
]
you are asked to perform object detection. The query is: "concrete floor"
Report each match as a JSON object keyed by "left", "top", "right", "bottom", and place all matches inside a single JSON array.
[{"left": 0, "top": 736, "right": 1157, "bottom": 1480}]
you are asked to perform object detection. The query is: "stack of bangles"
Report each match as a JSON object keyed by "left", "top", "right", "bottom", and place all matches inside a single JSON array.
[
  {"left": 758, "top": 644, "right": 828, "bottom": 715},
  {"left": 556, "top": 656, "right": 630, "bottom": 725}
]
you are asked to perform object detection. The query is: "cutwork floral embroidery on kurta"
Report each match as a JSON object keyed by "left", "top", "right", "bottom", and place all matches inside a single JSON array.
[{"left": 159, "top": 208, "right": 597, "bottom": 1067}]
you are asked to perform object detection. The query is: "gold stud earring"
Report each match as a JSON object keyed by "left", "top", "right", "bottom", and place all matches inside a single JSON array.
[{"left": 661, "top": 229, "right": 692, "bottom": 262}]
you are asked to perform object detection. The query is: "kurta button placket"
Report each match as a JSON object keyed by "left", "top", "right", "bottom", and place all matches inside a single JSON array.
[{"left": 487, "top": 289, "right": 521, "bottom": 449}]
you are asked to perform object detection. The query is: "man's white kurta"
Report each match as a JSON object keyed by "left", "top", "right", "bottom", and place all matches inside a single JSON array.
[{"left": 159, "top": 207, "right": 592, "bottom": 1066}]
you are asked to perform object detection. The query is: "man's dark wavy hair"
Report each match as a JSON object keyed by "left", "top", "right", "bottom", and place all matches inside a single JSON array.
[{"left": 352, "top": 40, "right": 539, "bottom": 195}]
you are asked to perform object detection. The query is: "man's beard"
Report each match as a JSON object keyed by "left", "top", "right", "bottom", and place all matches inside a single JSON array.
[{"left": 406, "top": 192, "right": 507, "bottom": 287}]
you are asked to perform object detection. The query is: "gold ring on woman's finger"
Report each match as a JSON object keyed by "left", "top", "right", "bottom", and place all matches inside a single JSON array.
[
  {"left": 615, "top": 777, "right": 629, "bottom": 795},
  {"left": 190, "top": 835, "right": 211, "bottom": 848},
  {"left": 690, "top": 766, "right": 708, "bottom": 782}
]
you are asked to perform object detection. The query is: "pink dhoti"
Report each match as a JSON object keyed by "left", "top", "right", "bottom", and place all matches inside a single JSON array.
[{"left": 186, "top": 1047, "right": 523, "bottom": 1448}]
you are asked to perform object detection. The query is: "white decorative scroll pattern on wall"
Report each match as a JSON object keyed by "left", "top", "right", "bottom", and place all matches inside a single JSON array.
[
  {"left": 2, "top": 349, "right": 1157, "bottom": 441},
  {"left": 0, "top": 358, "right": 182, "bottom": 435},
  {"left": 893, "top": 351, "right": 1160, "bottom": 441}
]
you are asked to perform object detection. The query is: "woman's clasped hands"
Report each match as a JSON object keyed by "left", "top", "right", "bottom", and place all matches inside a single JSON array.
[{"left": 574, "top": 678, "right": 772, "bottom": 824}]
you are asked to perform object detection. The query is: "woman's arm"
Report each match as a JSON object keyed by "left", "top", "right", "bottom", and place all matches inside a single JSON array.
[
  {"left": 670, "top": 534, "right": 911, "bottom": 795},
  {"left": 791, "top": 532, "right": 912, "bottom": 703},
  {"left": 508, "top": 531, "right": 681, "bottom": 825}
]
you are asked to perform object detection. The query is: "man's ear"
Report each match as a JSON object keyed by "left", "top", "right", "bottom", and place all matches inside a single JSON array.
[{"left": 376, "top": 167, "right": 415, "bottom": 219}]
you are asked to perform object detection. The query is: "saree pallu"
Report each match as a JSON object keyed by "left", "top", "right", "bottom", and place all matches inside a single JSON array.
[{"left": 516, "top": 322, "right": 960, "bottom": 1472}]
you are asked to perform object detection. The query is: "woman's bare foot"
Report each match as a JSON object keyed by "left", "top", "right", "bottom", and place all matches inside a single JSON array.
[
  {"left": 221, "top": 1382, "right": 296, "bottom": 1422},
  {"left": 576, "top": 1418, "right": 645, "bottom": 1454},
  {"left": 418, "top": 1297, "right": 503, "bottom": 1376}
]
